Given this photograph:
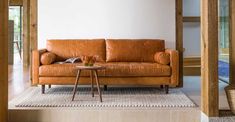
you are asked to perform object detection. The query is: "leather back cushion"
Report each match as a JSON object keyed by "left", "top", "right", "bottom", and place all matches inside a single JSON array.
[
  {"left": 106, "top": 39, "right": 165, "bottom": 62},
  {"left": 46, "top": 39, "right": 106, "bottom": 62}
]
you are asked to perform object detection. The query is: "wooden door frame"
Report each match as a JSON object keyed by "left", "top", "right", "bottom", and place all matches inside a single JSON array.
[
  {"left": 10, "top": 0, "right": 23, "bottom": 6},
  {"left": 179, "top": 0, "right": 221, "bottom": 117},
  {"left": 23, "top": 0, "right": 30, "bottom": 67},
  {"left": 176, "top": 0, "right": 183, "bottom": 87},
  {"left": 22, "top": 0, "right": 37, "bottom": 68},
  {"left": 199, "top": 0, "right": 235, "bottom": 117},
  {"left": 229, "top": 0, "right": 235, "bottom": 86},
  {"left": 0, "top": 0, "right": 8, "bottom": 121},
  {"left": 22, "top": 0, "right": 38, "bottom": 89},
  {"left": 201, "top": 0, "right": 219, "bottom": 117}
]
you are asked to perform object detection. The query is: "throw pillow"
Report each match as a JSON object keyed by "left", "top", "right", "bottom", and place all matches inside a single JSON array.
[
  {"left": 41, "top": 52, "right": 56, "bottom": 65},
  {"left": 154, "top": 52, "right": 170, "bottom": 65}
]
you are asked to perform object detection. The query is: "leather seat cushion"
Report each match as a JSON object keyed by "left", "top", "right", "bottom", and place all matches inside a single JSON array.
[{"left": 39, "top": 62, "right": 171, "bottom": 77}]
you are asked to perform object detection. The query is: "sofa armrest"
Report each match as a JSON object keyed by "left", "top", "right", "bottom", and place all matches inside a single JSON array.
[
  {"left": 32, "top": 49, "right": 47, "bottom": 85},
  {"left": 165, "top": 49, "right": 179, "bottom": 86}
]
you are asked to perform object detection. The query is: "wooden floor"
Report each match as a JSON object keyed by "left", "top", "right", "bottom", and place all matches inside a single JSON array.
[
  {"left": 8, "top": 57, "right": 232, "bottom": 122},
  {"left": 8, "top": 57, "right": 30, "bottom": 100}
]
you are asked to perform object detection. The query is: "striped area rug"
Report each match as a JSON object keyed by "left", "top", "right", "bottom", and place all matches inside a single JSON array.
[
  {"left": 209, "top": 110, "right": 235, "bottom": 122},
  {"left": 10, "top": 86, "right": 196, "bottom": 108}
]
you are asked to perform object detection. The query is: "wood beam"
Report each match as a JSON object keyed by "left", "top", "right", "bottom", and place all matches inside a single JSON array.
[
  {"left": 182, "top": 17, "right": 228, "bottom": 23},
  {"left": 176, "top": 0, "right": 183, "bottom": 87},
  {"left": 23, "top": 0, "right": 37, "bottom": 82},
  {"left": 9, "top": 0, "right": 23, "bottom": 6},
  {"left": 201, "top": 0, "right": 219, "bottom": 117},
  {"left": 183, "top": 16, "right": 200, "bottom": 22},
  {"left": 29, "top": 0, "right": 38, "bottom": 82},
  {"left": 0, "top": 0, "right": 8, "bottom": 121},
  {"left": 229, "top": 0, "right": 235, "bottom": 86},
  {"left": 23, "top": 0, "right": 30, "bottom": 67},
  {"left": 30, "top": 0, "right": 37, "bottom": 51}
]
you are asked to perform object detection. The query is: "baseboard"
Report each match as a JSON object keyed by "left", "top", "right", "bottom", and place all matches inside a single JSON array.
[{"left": 183, "top": 57, "right": 201, "bottom": 76}]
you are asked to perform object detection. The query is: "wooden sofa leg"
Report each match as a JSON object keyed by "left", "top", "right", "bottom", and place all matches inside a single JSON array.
[
  {"left": 104, "top": 85, "right": 107, "bottom": 91},
  {"left": 160, "top": 85, "right": 163, "bottom": 89},
  {"left": 165, "top": 85, "right": 169, "bottom": 94},
  {"left": 48, "top": 84, "right": 51, "bottom": 88},
  {"left": 42, "top": 85, "right": 45, "bottom": 94}
]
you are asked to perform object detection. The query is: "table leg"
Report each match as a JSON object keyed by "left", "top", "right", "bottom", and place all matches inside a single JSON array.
[
  {"left": 72, "top": 70, "right": 81, "bottom": 101},
  {"left": 90, "top": 70, "right": 94, "bottom": 97},
  {"left": 94, "top": 70, "right": 102, "bottom": 102},
  {"left": 42, "top": 85, "right": 45, "bottom": 94},
  {"left": 104, "top": 85, "right": 107, "bottom": 91}
]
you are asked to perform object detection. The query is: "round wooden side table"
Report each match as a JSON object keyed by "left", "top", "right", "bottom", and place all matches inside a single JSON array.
[{"left": 72, "top": 65, "right": 105, "bottom": 102}]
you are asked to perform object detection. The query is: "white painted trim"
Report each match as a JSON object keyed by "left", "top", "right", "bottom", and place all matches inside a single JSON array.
[{"left": 201, "top": 111, "right": 209, "bottom": 122}]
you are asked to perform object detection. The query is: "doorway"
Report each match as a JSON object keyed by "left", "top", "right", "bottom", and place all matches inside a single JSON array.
[
  {"left": 9, "top": 6, "right": 23, "bottom": 65},
  {"left": 8, "top": 5, "right": 30, "bottom": 101},
  {"left": 218, "top": 0, "right": 230, "bottom": 84}
]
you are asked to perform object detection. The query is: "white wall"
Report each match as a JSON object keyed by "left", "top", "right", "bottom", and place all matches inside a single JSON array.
[
  {"left": 183, "top": 0, "right": 200, "bottom": 16},
  {"left": 183, "top": 23, "right": 200, "bottom": 56},
  {"left": 38, "top": 0, "right": 176, "bottom": 49},
  {"left": 183, "top": 0, "right": 201, "bottom": 57}
]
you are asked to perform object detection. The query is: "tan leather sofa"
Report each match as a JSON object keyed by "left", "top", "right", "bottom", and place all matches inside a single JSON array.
[{"left": 32, "top": 39, "right": 179, "bottom": 94}]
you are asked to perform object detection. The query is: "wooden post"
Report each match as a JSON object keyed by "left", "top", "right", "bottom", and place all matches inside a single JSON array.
[
  {"left": 29, "top": 0, "right": 38, "bottom": 82},
  {"left": 176, "top": 0, "right": 183, "bottom": 87},
  {"left": 23, "top": 0, "right": 30, "bottom": 67},
  {"left": 23, "top": 0, "right": 38, "bottom": 82},
  {"left": 0, "top": 0, "right": 8, "bottom": 121},
  {"left": 30, "top": 0, "right": 38, "bottom": 50},
  {"left": 201, "top": 0, "right": 219, "bottom": 117},
  {"left": 229, "top": 0, "right": 235, "bottom": 86}
]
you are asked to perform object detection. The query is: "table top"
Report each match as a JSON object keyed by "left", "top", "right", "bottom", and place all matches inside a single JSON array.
[{"left": 76, "top": 65, "right": 106, "bottom": 70}]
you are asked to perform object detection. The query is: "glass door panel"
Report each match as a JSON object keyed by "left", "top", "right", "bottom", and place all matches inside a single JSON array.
[{"left": 218, "top": 0, "right": 229, "bottom": 84}]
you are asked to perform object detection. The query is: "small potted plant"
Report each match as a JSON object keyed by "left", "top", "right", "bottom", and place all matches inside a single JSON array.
[
  {"left": 81, "top": 55, "right": 97, "bottom": 66},
  {"left": 225, "top": 84, "right": 235, "bottom": 114}
]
